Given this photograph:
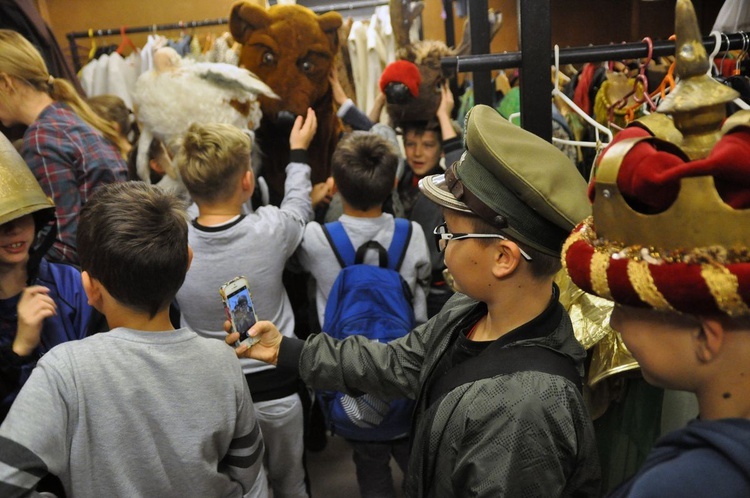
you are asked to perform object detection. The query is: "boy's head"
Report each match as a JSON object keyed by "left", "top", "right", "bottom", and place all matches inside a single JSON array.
[
  {"left": 0, "top": 132, "right": 55, "bottom": 264},
  {"left": 420, "top": 105, "right": 590, "bottom": 281},
  {"left": 331, "top": 131, "right": 399, "bottom": 211},
  {"left": 401, "top": 123, "right": 443, "bottom": 177},
  {"left": 86, "top": 94, "right": 132, "bottom": 139},
  {"left": 175, "top": 123, "right": 253, "bottom": 204},
  {"left": 77, "top": 182, "right": 189, "bottom": 318}
]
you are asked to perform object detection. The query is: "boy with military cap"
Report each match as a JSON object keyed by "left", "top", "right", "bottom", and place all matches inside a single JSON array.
[
  {"left": 228, "top": 104, "right": 600, "bottom": 496},
  {"left": 564, "top": 1, "right": 750, "bottom": 495}
]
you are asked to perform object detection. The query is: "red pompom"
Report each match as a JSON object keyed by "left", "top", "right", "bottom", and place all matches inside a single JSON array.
[{"left": 379, "top": 60, "right": 421, "bottom": 98}]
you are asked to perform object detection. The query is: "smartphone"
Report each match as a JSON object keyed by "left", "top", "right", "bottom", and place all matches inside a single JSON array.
[{"left": 220, "top": 276, "right": 260, "bottom": 348}]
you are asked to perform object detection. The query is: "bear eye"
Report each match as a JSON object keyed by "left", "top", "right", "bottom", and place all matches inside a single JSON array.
[
  {"left": 300, "top": 60, "right": 314, "bottom": 73},
  {"left": 262, "top": 51, "right": 276, "bottom": 65}
]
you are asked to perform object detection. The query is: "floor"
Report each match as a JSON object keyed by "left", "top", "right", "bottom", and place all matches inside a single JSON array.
[{"left": 305, "top": 434, "right": 406, "bottom": 498}]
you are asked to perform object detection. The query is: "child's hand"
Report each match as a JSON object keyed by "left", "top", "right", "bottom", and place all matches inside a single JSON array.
[
  {"left": 290, "top": 108, "right": 318, "bottom": 150},
  {"left": 329, "top": 69, "right": 348, "bottom": 107},
  {"left": 311, "top": 180, "right": 333, "bottom": 209},
  {"left": 14, "top": 286, "right": 57, "bottom": 357},
  {"left": 437, "top": 82, "right": 458, "bottom": 141},
  {"left": 436, "top": 81, "right": 454, "bottom": 120},
  {"left": 225, "top": 320, "right": 283, "bottom": 365}
]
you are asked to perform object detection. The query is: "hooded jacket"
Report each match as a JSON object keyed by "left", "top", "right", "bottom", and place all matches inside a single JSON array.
[{"left": 609, "top": 418, "right": 750, "bottom": 497}]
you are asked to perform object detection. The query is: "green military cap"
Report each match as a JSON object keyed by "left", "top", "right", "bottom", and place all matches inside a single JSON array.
[
  {"left": 419, "top": 104, "right": 590, "bottom": 257},
  {"left": 0, "top": 132, "right": 55, "bottom": 227}
]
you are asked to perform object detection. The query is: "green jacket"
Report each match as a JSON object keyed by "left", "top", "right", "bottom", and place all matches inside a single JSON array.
[{"left": 279, "top": 291, "right": 601, "bottom": 497}]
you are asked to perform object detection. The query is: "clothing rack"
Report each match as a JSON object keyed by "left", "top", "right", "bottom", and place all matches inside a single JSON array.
[
  {"left": 66, "top": 18, "right": 229, "bottom": 72},
  {"left": 305, "top": 0, "right": 389, "bottom": 13},
  {"left": 442, "top": 0, "right": 748, "bottom": 142}
]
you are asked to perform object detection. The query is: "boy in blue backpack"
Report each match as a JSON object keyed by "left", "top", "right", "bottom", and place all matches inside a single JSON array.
[{"left": 296, "top": 131, "right": 431, "bottom": 498}]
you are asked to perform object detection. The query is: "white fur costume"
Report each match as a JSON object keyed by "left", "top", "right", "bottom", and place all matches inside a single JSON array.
[{"left": 132, "top": 47, "right": 277, "bottom": 193}]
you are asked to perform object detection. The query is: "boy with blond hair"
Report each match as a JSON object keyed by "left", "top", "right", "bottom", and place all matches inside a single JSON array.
[
  {"left": 0, "top": 182, "right": 264, "bottom": 496},
  {"left": 175, "top": 110, "right": 317, "bottom": 497}
]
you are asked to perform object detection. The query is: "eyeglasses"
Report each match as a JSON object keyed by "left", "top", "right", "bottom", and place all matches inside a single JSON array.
[{"left": 433, "top": 223, "right": 533, "bottom": 261}]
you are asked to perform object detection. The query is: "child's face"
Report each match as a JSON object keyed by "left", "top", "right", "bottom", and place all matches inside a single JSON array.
[
  {"left": 610, "top": 304, "right": 696, "bottom": 390},
  {"left": 404, "top": 130, "right": 442, "bottom": 177},
  {"left": 440, "top": 211, "right": 491, "bottom": 300},
  {"left": 0, "top": 214, "right": 34, "bottom": 266}
]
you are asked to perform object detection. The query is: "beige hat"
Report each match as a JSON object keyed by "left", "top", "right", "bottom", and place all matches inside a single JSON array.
[
  {"left": 420, "top": 105, "right": 589, "bottom": 257},
  {"left": 0, "top": 132, "right": 54, "bottom": 227}
]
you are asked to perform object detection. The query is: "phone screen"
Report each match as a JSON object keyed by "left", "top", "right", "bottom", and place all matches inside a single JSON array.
[{"left": 227, "top": 286, "right": 257, "bottom": 339}]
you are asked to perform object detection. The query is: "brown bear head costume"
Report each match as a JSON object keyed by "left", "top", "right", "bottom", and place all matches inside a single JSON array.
[{"left": 230, "top": 1, "right": 343, "bottom": 205}]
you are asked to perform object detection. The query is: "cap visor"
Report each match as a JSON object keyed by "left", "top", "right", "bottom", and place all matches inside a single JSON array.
[{"left": 418, "top": 174, "right": 473, "bottom": 213}]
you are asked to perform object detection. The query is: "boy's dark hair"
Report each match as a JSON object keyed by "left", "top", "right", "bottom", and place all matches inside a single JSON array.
[
  {"left": 400, "top": 121, "right": 443, "bottom": 143},
  {"left": 467, "top": 214, "right": 562, "bottom": 279},
  {"left": 77, "top": 182, "right": 189, "bottom": 318},
  {"left": 331, "top": 131, "right": 399, "bottom": 211}
]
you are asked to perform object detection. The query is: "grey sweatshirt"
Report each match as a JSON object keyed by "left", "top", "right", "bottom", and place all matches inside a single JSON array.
[
  {"left": 176, "top": 162, "right": 312, "bottom": 376},
  {"left": 0, "top": 327, "right": 264, "bottom": 497}
]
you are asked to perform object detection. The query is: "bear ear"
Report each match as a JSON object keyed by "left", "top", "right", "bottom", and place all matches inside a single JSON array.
[
  {"left": 229, "top": 1, "right": 272, "bottom": 44},
  {"left": 317, "top": 11, "right": 343, "bottom": 53}
]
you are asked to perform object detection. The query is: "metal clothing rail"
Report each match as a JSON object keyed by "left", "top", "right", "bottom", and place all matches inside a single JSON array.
[
  {"left": 308, "top": 0, "right": 389, "bottom": 13},
  {"left": 442, "top": 32, "right": 749, "bottom": 73},
  {"left": 66, "top": 18, "right": 229, "bottom": 72},
  {"left": 442, "top": 28, "right": 749, "bottom": 141}
]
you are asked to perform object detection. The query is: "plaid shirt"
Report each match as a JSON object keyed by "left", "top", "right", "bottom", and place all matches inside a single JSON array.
[{"left": 22, "top": 102, "right": 127, "bottom": 264}]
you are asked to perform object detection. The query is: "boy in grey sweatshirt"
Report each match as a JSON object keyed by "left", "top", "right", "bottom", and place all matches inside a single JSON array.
[{"left": 0, "top": 182, "right": 265, "bottom": 497}]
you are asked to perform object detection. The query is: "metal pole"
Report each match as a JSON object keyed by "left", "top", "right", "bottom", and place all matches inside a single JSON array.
[
  {"left": 443, "top": 0, "right": 455, "bottom": 48},
  {"left": 441, "top": 33, "right": 748, "bottom": 73},
  {"left": 469, "top": 0, "right": 492, "bottom": 106},
  {"left": 518, "top": 0, "right": 552, "bottom": 141}
]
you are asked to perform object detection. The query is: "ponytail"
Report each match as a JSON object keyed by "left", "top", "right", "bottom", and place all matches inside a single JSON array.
[
  {"left": 0, "top": 29, "right": 126, "bottom": 155},
  {"left": 49, "top": 78, "right": 126, "bottom": 155}
]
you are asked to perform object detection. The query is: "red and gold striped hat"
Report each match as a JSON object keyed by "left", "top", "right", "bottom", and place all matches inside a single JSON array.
[
  {"left": 563, "top": 0, "right": 750, "bottom": 318},
  {"left": 563, "top": 112, "right": 750, "bottom": 317}
]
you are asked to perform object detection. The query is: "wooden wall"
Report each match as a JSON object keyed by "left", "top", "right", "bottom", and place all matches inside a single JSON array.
[{"left": 37, "top": 0, "right": 723, "bottom": 72}]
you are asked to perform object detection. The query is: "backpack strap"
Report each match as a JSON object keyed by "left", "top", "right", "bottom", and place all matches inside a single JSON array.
[
  {"left": 429, "top": 344, "right": 582, "bottom": 404},
  {"left": 323, "top": 219, "right": 413, "bottom": 271},
  {"left": 386, "top": 218, "right": 412, "bottom": 272},
  {"left": 322, "top": 221, "right": 356, "bottom": 268}
]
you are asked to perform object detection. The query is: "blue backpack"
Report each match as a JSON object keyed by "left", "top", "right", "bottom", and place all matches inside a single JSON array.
[{"left": 318, "top": 218, "right": 416, "bottom": 441}]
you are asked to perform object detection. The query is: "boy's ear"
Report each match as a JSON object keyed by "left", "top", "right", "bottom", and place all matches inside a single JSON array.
[
  {"left": 242, "top": 169, "right": 255, "bottom": 194},
  {"left": 693, "top": 317, "right": 725, "bottom": 363},
  {"left": 81, "top": 271, "right": 104, "bottom": 311},
  {"left": 327, "top": 176, "right": 337, "bottom": 195},
  {"left": 491, "top": 240, "right": 522, "bottom": 278}
]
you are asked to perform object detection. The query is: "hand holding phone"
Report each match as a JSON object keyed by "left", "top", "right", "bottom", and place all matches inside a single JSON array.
[{"left": 220, "top": 276, "right": 260, "bottom": 349}]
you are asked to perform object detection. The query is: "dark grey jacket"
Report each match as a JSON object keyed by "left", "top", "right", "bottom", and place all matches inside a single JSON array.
[{"left": 279, "top": 292, "right": 600, "bottom": 497}]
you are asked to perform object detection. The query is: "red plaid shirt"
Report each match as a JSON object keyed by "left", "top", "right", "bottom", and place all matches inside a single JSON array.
[{"left": 22, "top": 102, "right": 127, "bottom": 264}]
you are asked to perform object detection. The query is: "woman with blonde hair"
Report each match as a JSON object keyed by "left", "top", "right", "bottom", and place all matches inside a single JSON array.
[{"left": 0, "top": 30, "right": 127, "bottom": 264}]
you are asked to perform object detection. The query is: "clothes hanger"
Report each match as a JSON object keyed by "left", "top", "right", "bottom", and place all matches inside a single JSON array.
[
  {"left": 507, "top": 45, "right": 614, "bottom": 148},
  {"left": 87, "top": 29, "right": 98, "bottom": 62},
  {"left": 551, "top": 45, "right": 613, "bottom": 148},
  {"left": 116, "top": 26, "right": 138, "bottom": 56},
  {"left": 708, "top": 30, "right": 723, "bottom": 77},
  {"left": 608, "top": 37, "right": 657, "bottom": 128},
  {"left": 729, "top": 32, "right": 750, "bottom": 110},
  {"left": 622, "top": 36, "right": 677, "bottom": 123}
]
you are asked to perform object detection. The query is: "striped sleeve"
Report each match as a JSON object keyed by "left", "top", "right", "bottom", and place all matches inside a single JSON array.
[
  {"left": 219, "top": 377, "right": 264, "bottom": 492},
  {"left": 0, "top": 436, "right": 47, "bottom": 498}
]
